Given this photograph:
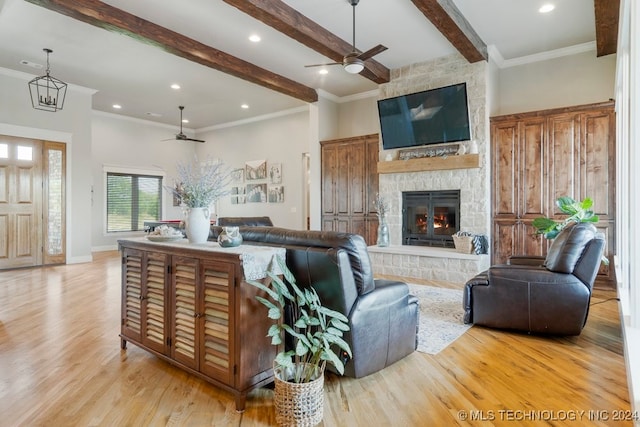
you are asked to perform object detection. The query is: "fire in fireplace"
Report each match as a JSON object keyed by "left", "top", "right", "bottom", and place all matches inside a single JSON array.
[{"left": 402, "top": 190, "right": 460, "bottom": 247}]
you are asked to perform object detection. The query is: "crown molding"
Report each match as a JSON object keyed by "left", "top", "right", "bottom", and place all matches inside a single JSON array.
[
  {"left": 0, "top": 66, "right": 97, "bottom": 94},
  {"left": 489, "top": 42, "right": 598, "bottom": 69}
]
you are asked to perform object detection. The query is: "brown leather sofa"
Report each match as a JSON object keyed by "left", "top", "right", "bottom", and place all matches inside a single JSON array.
[
  {"left": 210, "top": 225, "right": 419, "bottom": 378},
  {"left": 463, "top": 222, "right": 605, "bottom": 335},
  {"left": 217, "top": 216, "right": 273, "bottom": 226}
]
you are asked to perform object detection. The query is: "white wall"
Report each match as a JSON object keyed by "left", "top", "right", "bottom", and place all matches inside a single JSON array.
[
  {"left": 496, "top": 50, "right": 616, "bottom": 115},
  {"left": 0, "top": 68, "right": 94, "bottom": 263},
  {"left": 195, "top": 109, "right": 310, "bottom": 229},
  {"left": 91, "top": 112, "right": 196, "bottom": 250}
]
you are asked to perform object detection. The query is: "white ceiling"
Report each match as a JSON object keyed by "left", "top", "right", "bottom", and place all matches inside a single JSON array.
[{"left": 0, "top": 0, "right": 597, "bottom": 130}]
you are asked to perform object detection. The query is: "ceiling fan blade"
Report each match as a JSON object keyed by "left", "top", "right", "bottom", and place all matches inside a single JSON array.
[
  {"left": 183, "top": 137, "right": 205, "bottom": 143},
  {"left": 305, "top": 62, "right": 341, "bottom": 68},
  {"left": 357, "top": 44, "right": 388, "bottom": 61}
]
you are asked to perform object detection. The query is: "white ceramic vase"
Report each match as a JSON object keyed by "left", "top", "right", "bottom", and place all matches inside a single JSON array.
[{"left": 185, "top": 207, "right": 210, "bottom": 244}]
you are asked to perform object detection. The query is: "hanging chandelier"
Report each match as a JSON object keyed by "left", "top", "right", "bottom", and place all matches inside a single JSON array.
[{"left": 28, "top": 48, "right": 67, "bottom": 112}]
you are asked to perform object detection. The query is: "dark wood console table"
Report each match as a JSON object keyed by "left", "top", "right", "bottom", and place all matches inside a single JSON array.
[{"left": 118, "top": 237, "right": 284, "bottom": 411}]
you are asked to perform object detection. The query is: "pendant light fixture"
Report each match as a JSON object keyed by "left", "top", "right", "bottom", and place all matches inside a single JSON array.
[{"left": 28, "top": 48, "right": 67, "bottom": 112}]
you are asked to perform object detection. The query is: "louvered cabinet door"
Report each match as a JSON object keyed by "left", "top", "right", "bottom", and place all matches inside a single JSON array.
[
  {"left": 199, "top": 260, "right": 235, "bottom": 384},
  {"left": 141, "top": 251, "right": 169, "bottom": 354},
  {"left": 121, "top": 247, "right": 143, "bottom": 344},
  {"left": 170, "top": 256, "right": 199, "bottom": 370}
]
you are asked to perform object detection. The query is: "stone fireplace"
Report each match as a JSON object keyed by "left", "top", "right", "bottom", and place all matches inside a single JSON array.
[{"left": 367, "top": 53, "right": 491, "bottom": 284}]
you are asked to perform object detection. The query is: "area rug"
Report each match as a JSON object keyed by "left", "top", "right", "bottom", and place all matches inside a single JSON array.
[{"left": 408, "top": 284, "right": 472, "bottom": 355}]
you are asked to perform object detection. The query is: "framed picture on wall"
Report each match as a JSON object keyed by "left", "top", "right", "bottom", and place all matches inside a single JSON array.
[
  {"left": 269, "top": 163, "right": 282, "bottom": 184},
  {"left": 245, "top": 160, "right": 267, "bottom": 180},
  {"left": 231, "top": 168, "right": 245, "bottom": 184},
  {"left": 268, "top": 185, "right": 284, "bottom": 203},
  {"left": 246, "top": 183, "right": 267, "bottom": 202}
]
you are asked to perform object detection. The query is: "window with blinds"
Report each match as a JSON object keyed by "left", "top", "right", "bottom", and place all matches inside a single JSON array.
[{"left": 107, "top": 172, "right": 163, "bottom": 232}]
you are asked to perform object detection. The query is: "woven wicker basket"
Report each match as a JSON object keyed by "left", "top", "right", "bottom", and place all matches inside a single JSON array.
[
  {"left": 273, "top": 363, "right": 324, "bottom": 427},
  {"left": 453, "top": 235, "right": 474, "bottom": 254}
]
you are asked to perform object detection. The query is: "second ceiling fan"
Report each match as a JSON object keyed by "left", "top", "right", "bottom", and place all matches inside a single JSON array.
[
  {"left": 305, "top": 0, "right": 387, "bottom": 74},
  {"left": 165, "top": 106, "right": 205, "bottom": 143}
]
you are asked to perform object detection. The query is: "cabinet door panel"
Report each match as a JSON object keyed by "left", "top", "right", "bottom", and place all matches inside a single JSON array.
[
  {"left": 520, "top": 119, "right": 546, "bottom": 218},
  {"left": 492, "top": 220, "right": 518, "bottom": 265},
  {"left": 581, "top": 111, "right": 614, "bottom": 217},
  {"left": 349, "top": 144, "right": 366, "bottom": 215},
  {"left": 121, "top": 247, "right": 143, "bottom": 342},
  {"left": 336, "top": 145, "right": 351, "bottom": 215},
  {"left": 492, "top": 122, "right": 519, "bottom": 217},
  {"left": 321, "top": 146, "right": 336, "bottom": 215},
  {"left": 200, "top": 260, "right": 234, "bottom": 384},
  {"left": 518, "top": 221, "right": 547, "bottom": 258},
  {"left": 171, "top": 256, "right": 199, "bottom": 369},
  {"left": 548, "top": 114, "right": 578, "bottom": 214},
  {"left": 142, "top": 251, "right": 168, "bottom": 354}
]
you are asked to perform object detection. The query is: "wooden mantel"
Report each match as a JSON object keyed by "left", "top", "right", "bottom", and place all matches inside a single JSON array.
[{"left": 377, "top": 153, "right": 480, "bottom": 174}]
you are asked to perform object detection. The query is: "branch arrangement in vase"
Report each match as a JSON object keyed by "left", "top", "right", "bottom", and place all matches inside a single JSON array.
[{"left": 166, "top": 155, "right": 233, "bottom": 208}]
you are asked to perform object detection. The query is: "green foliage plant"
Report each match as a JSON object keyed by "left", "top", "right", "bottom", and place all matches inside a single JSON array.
[
  {"left": 532, "top": 196, "right": 607, "bottom": 264},
  {"left": 532, "top": 196, "right": 599, "bottom": 239},
  {"left": 247, "top": 256, "right": 352, "bottom": 383}
]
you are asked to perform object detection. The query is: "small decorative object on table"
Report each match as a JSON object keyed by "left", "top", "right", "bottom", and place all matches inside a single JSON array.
[
  {"left": 217, "top": 226, "right": 243, "bottom": 247},
  {"left": 374, "top": 193, "right": 390, "bottom": 247},
  {"left": 453, "top": 231, "right": 475, "bottom": 254},
  {"left": 146, "top": 225, "right": 184, "bottom": 242}
]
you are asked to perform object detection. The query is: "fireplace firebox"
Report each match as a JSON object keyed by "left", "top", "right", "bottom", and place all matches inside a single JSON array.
[{"left": 402, "top": 190, "right": 460, "bottom": 247}]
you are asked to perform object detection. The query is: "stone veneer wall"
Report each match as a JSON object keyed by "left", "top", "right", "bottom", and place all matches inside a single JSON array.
[{"left": 372, "top": 53, "right": 491, "bottom": 284}]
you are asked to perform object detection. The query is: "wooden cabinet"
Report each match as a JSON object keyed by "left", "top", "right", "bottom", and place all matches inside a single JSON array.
[
  {"left": 119, "top": 239, "right": 279, "bottom": 410},
  {"left": 491, "top": 101, "right": 616, "bottom": 288},
  {"left": 321, "top": 134, "right": 379, "bottom": 245}
]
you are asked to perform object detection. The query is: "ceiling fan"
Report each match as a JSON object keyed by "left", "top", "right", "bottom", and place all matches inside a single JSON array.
[
  {"left": 305, "top": 0, "right": 387, "bottom": 74},
  {"left": 164, "top": 106, "right": 205, "bottom": 143}
]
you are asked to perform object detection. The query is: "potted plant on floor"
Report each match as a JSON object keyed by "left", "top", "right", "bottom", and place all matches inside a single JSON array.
[{"left": 248, "top": 256, "right": 352, "bottom": 427}]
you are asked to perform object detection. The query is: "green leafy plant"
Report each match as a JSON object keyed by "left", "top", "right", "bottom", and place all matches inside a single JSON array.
[
  {"left": 532, "top": 196, "right": 607, "bottom": 264},
  {"left": 247, "top": 256, "right": 352, "bottom": 383},
  {"left": 532, "top": 196, "right": 599, "bottom": 239}
]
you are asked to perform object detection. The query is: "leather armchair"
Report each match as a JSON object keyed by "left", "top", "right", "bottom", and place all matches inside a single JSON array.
[
  {"left": 224, "top": 226, "right": 419, "bottom": 378},
  {"left": 463, "top": 222, "right": 605, "bottom": 335}
]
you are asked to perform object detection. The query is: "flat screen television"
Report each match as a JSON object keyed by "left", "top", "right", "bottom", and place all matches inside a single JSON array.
[{"left": 377, "top": 82, "right": 471, "bottom": 150}]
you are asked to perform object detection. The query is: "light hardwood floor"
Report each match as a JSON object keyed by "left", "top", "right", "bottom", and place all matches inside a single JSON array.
[{"left": 0, "top": 251, "right": 632, "bottom": 426}]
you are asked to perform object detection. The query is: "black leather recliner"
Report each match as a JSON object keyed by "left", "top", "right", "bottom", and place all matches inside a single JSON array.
[
  {"left": 463, "top": 222, "right": 605, "bottom": 335},
  {"left": 211, "top": 226, "right": 419, "bottom": 378}
]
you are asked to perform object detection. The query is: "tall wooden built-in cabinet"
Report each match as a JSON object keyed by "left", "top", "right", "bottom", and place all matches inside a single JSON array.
[
  {"left": 491, "top": 101, "right": 616, "bottom": 288},
  {"left": 321, "top": 134, "right": 379, "bottom": 245}
]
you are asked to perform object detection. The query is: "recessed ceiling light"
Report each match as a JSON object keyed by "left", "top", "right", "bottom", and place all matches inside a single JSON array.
[
  {"left": 171, "top": 83, "right": 181, "bottom": 90},
  {"left": 249, "top": 34, "right": 261, "bottom": 42},
  {"left": 539, "top": 4, "right": 555, "bottom": 13},
  {"left": 318, "top": 69, "right": 329, "bottom": 75},
  {"left": 182, "top": 119, "right": 189, "bottom": 123},
  {"left": 19, "top": 59, "right": 43, "bottom": 69},
  {"left": 241, "top": 104, "right": 249, "bottom": 109},
  {"left": 112, "top": 104, "right": 122, "bottom": 109}
]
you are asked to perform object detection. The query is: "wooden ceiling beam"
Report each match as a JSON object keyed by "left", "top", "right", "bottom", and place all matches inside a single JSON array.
[
  {"left": 594, "top": 0, "right": 619, "bottom": 57},
  {"left": 411, "top": 0, "right": 487, "bottom": 63},
  {"left": 222, "top": 0, "right": 390, "bottom": 84},
  {"left": 24, "top": 0, "right": 318, "bottom": 103}
]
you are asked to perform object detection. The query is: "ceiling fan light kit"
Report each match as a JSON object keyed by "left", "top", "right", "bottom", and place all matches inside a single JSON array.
[
  {"left": 28, "top": 48, "right": 67, "bottom": 112},
  {"left": 343, "top": 54, "right": 364, "bottom": 74}
]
